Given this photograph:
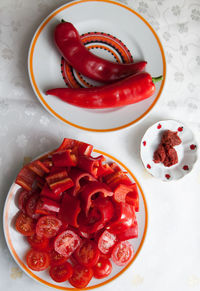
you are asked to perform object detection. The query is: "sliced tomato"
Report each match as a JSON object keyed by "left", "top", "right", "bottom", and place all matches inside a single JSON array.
[
  {"left": 27, "top": 234, "right": 49, "bottom": 251},
  {"left": 26, "top": 194, "right": 40, "bottom": 219},
  {"left": 98, "top": 230, "right": 117, "bottom": 254},
  {"left": 49, "top": 262, "right": 73, "bottom": 282},
  {"left": 50, "top": 250, "right": 68, "bottom": 267},
  {"left": 111, "top": 241, "right": 134, "bottom": 266},
  {"left": 18, "top": 189, "right": 32, "bottom": 212},
  {"left": 15, "top": 211, "right": 35, "bottom": 236},
  {"left": 54, "top": 230, "right": 81, "bottom": 258},
  {"left": 36, "top": 215, "right": 62, "bottom": 238},
  {"left": 74, "top": 240, "right": 100, "bottom": 267},
  {"left": 93, "top": 257, "right": 112, "bottom": 279},
  {"left": 26, "top": 249, "right": 50, "bottom": 271},
  {"left": 69, "top": 264, "right": 93, "bottom": 288}
]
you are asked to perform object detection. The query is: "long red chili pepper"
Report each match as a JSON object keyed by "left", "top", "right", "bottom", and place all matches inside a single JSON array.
[
  {"left": 54, "top": 21, "right": 147, "bottom": 83},
  {"left": 46, "top": 73, "right": 162, "bottom": 109}
]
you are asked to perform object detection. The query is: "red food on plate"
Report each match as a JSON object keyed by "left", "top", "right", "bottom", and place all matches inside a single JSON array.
[
  {"left": 97, "top": 230, "right": 117, "bottom": 254},
  {"left": 26, "top": 249, "right": 50, "bottom": 271},
  {"left": 74, "top": 240, "right": 100, "bottom": 267},
  {"left": 18, "top": 189, "right": 32, "bottom": 213},
  {"left": 153, "top": 130, "right": 182, "bottom": 167},
  {"left": 15, "top": 211, "right": 35, "bottom": 236},
  {"left": 93, "top": 257, "right": 112, "bottom": 279},
  {"left": 111, "top": 241, "right": 134, "bottom": 266},
  {"left": 54, "top": 230, "right": 81, "bottom": 258},
  {"left": 27, "top": 234, "right": 49, "bottom": 251},
  {"left": 50, "top": 250, "right": 68, "bottom": 267},
  {"left": 69, "top": 264, "right": 93, "bottom": 288},
  {"left": 36, "top": 215, "right": 62, "bottom": 238},
  {"left": 49, "top": 262, "right": 73, "bottom": 282},
  {"left": 13, "top": 138, "right": 139, "bottom": 287}
]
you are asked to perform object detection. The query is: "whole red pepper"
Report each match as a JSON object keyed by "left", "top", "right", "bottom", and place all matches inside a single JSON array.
[
  {"left": 46, "top": 73, "right": 162, "bottom": 109},
  {"left": 54, "top": 21, "right": 147, "bottom": 83}
]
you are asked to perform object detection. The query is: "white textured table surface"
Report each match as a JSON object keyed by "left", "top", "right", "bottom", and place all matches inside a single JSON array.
[{"left": 1, "top": 0, "right": 200, "bottom": 290}]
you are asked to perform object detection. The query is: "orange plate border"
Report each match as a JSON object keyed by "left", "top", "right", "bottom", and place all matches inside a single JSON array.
[
  {"left": 4, "top": 149, "right": 148, "bottom": 290},
  {"left": 28, "top": 0, "right": 166, "bottom": 132}
]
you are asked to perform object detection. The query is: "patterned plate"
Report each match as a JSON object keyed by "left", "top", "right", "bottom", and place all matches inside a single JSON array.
[
  {"left": 140, "top": 120, "right": 198, "bottom": 181},
  {"left": 28, "top": 0, "right": 166, "bottom": 132}
]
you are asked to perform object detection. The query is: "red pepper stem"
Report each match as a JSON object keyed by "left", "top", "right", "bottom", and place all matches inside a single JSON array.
[
  {"left": 152, "top": 76, "right": 163, "bottom": 84},
  {"left": 61, "top": 19, "right": 66, "bottom": 23}
]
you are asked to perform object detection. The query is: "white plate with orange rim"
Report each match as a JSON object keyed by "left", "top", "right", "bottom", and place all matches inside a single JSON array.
[
  {"left": 28, "top": 0, "right": 166, "bottom": 132},
  {"left": 3, "top": 147, "right": 148, "bottom": 290},
  {"left": 140, "top": 120, "right": 198, "bottom": 181}
]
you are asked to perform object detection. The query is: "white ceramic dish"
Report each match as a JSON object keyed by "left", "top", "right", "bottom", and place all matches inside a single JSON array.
[
  {"left": 28, "top": 0, "right": 166, "bottom": 132},
  {"left": 140, "top": 120, "right": 198, "bottom": 181},
  {"left": 3, "top": 148, "right": 148, "bottom": 290}
]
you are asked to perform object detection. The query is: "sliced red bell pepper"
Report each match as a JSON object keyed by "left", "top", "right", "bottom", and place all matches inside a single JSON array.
[
  {"left": 68, "top": 168, "right": 96, "bottom": 196},
  {"left": 59, "top": 193, "right": 81, "bottom": 228},
  {"left": 104, "top": 170, "right": 132, "bottom": 190},
  {"left": 35, "top": 176, "right": 46, "bottom": 189},
  {"left": 78, "top": 197, "right": 114, "bottom": 234},
  {"left": 28, "top": 160, "right": 50, "bottom": 177},
  {"left": 80, "top": 181, "right": 113, "bottom": 216},
  {"left": 56, "top": 138, "right": 93, "bottom": 156},
  {"left": 117, "top": 220, "right": 138, "bottom": 241},
  {"left": 40, "top": 158, "right": 53, "bottom": 170},
  {"left": 52, "top": 150, "right": 77, "bottom": 167},
  {"left": 125, "top": 183, "right": 139, "bottom": 212},
  {"left": 45, "top": 169, "right": 74, "bottom": 195},
  {"left": 15, "top": 166, "right": 36, "bottom": 191},
  {"left": 113, "top": 183, "right": 139, "bottom": 211},
  {"left": 35, "top": 197, "right": 60, "bottom": 215},
  {"left": 41, "top": 183, "right": 62, "bottom": 201},
  {"left": 77, "top": 156, "right": 101, "bottom": 178},
  {"left": 106, "top": 202, "right": 135, "bottom": 235}
]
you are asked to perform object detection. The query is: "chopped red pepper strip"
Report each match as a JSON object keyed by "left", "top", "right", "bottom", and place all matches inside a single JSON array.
[
  {"left": 52, "top": 150, "right": 77, "bottom": 167},
  {"left": 117, "top": 220, "right": 138, "bottom": 241},
  {"left": 104, "top": 170, "right": 132, "bottom": 190},
  {"left": 41, "top": 183, "right": 62, "bottom": 201},
  {"left": 40, "top": 158, "right": 53, "bottom": 170},
  {"left": 15, "top": 166, "right": 36, "bottom": 191},
  {"left": 80, "top": 181, "right": 113, "bottom": 216},
  {"left": 35, "top": 197, "right": 60, "bottom": 215},
  {"left": 56, "top": 138, "right": 93, "bottom": 156},
  {"left": 125, "top": 183, "right": 139, "bottom": 212},
  {"left": 78, "top": 156, "right": 101, "bottom": 178},
  {"left": 107, "top": 202, "right": 135, "bottom": 235},
  {"left": 28, "top": 160, "right": 50, "bottom": 177},
  {"left": 45, "top": 169, "right": 74, "bottom": 196},
  {"left": 59, "top": 193, "right": 81, "bottom": 228},
  {"left": 68, "top": 168, "right": 96, "bottom": 196},
  {"left": 113, "top": 183, "right": 139, "bottom": 211},
  {"left": 79, "top": 197, "right": 114, "bottom": 234},
  {"left": 35, "top": 176, "right": 46, "bottom": 189}
]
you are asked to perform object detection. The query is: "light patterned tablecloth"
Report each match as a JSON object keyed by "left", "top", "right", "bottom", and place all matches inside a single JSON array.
[{"left": 1, "top": 0, "right": 200, "bottom": 290}]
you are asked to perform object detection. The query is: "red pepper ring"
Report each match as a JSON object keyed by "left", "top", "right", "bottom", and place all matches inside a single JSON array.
[
  {"left": 46, "top": 73, "right": 163, "bottom": 109},
  {"left": 59, "top": 193, "right": 81, "bottom": 228},
  {"left": 54, "top": 21, "right": 147, "bottom": 83},
  {"left": 80, "top": 181, "right": 113, "bottom": 216}
]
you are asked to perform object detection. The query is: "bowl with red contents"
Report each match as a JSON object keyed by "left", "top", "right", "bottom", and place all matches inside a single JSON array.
[
  {"left": 3, "top": 138, "right": 147, "bottom": 289},
  {"left": 140, "top": 120, "right": 198, "bottom": 181}
]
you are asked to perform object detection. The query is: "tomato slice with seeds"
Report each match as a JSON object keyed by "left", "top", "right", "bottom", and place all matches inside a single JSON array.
[
  {"left": 36, "top": 215, "right": 62, "bottom": 238},
  {"left": 27, "top": 234, "right": 49, "bottom": 251},
  {"left": 54, "top": 230, "right": 81, "bottom": 258},
  {"left": 98, "top": 230, "right": 117, "bottom": 254},
  {"left": 15, "top": 211, "right": 35, "bottom": 236},
  {"left": 26, "top": 249, "right": 50, "bottom": 271},
  {"left": 69, "top": 264, "right": 93, "bottom": 288},
  {"left": 74, "top": 240, "right": 100, "bottom": 267},
  {"left": 49, "top": 262, "right": 73, "bottom": 282},
  {"left": 93, "top": 257, "right": 112, "bottom": 279},
  {"left": 50, "top": 250, "right": 68, "bottom": 267},
  {"left": 111, "top": 241, "right": 134, "bottom": 266}
]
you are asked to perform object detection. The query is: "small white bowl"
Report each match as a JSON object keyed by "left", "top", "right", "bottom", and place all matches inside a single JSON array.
[{"left": 140, "top": 120, "right": 198, "bottom": 181}]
